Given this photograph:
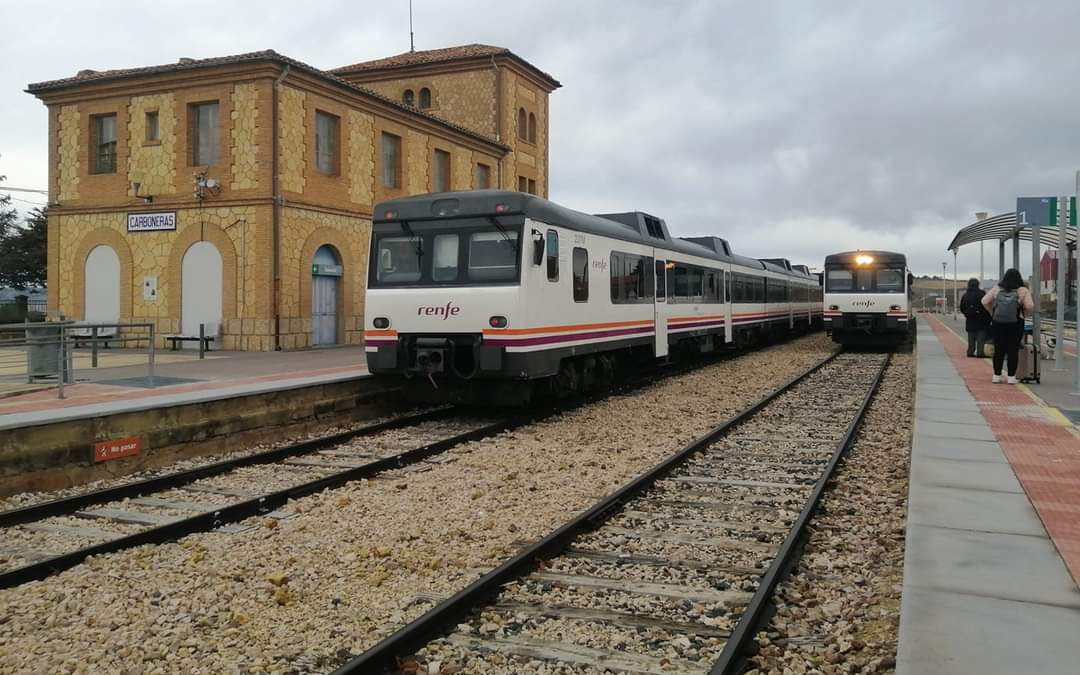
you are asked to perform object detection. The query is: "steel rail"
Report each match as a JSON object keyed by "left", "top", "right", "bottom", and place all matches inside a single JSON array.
[
  {"left": 0, "top": 344, "right": 753, "bottom": 589},
  {"left": 0, "top": 412, "right": 526, "bottom": 589},
  {"left": 0, "top": 406, "right": 455, "bottom": 528},
  {"left": 708, "top": 352, "right": 891, "bottom": 675},
  {"left": 329, "top": 348, "right": 844, "bottom": 675}
]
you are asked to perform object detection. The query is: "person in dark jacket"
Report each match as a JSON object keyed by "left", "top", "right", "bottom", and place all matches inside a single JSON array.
[{"left": 959, "top": 278, "right": 991, "bottom": 357}]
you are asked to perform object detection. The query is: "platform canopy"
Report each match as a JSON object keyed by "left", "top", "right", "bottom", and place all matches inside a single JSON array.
[{"left": 947, "top": 211, "right": 1077, "bottom": 252}]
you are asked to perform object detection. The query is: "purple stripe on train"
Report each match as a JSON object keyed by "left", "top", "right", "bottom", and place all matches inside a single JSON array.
[{"left": 484, "top": 325, "right": 654, "bottom": 347}]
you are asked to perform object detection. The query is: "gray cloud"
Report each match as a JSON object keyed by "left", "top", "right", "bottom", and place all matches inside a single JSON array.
[{"left": 3, "top": 0, "right": 1078, "bottom": 277}]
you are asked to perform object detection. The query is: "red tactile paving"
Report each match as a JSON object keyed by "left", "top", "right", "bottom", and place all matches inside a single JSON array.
[{"left": 927, "top": 314, "right": 1080, "bottom": 584}]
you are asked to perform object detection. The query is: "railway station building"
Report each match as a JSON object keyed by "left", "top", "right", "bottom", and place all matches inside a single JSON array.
[{"left": 27, "top": 45, "right": 559, "bottom": 350}]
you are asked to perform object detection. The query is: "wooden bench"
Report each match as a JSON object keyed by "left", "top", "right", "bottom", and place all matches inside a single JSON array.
[{"left": 164, "top": 335, "right": 215, "bottom": 351}]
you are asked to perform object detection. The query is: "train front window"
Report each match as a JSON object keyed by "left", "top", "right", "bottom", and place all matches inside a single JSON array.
[
  {"left": 370, "top": 216, "right": 523, "bottom": 287},
  {"left": 877, "top": 268, "right": 905, "bottom": 293},
  {"left": 826, "top": 265, "right": 906, "bottom": 293},
  {"left": 377, "top": 236, "right": 422, "bottom": 282},
  {"left": 469, "top": 231, "right": 519, "bottom": 281},
  {"left": 432, "top": 234, "right": 459, "bottom": 281},
  {"left": 826, "top": 268, "right": 854, "bottom": 292}
]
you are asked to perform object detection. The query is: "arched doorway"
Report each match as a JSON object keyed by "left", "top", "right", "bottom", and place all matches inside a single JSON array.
[
  {"left": 84, "top": 245, "right": 121, "bottom": 323},
  {"left": 181, "top": 241, "right": 223, "bottom": 345},
  {"left": 311, "top": 244, "right": 342, "bottom": 346}
]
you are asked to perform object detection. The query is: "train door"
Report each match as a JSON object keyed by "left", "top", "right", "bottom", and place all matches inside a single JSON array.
[{"left": 654, "top": 258, "right": 668, "bottom": 357}]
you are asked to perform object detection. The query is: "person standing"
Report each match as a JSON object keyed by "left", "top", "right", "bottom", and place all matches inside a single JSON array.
[
  {"left": 981, "top": 268, "right": 1034, "bottom": 384},
  {"left": 960, "top": 278, "right": 991, "bottom": 357}
]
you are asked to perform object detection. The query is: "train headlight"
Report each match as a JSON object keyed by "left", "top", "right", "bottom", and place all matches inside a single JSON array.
[
  {"left": 890, "top": 305, "right": 901, "bottom": 311},
  {"left": 855, "top": 255, "right": 874, "bottom": 265},
  {"left": 829, "top": 305, "right": 839, "bottom": 311},
  {"left": 373, "top": 317, "right": 390, "bottom": 329},
  {"left": 489, "top": 316, "right": 508, "bottom": 328}
]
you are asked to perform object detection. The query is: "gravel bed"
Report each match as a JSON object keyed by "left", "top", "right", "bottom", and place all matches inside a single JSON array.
[
  {"left": 0, "top": 409, "right": 439, "bottom": 512},
  {"left": 745, "top": 352, "right": 914, "bottom": 675},
  {"left": 0, "top": 418, "right": 493, "bottom": 575},
  {"left": 0, "top": 335, "right": 833, "bottom": 674},
  {"left": 410, "top": 352, "right": 887, "bottom": 674}
]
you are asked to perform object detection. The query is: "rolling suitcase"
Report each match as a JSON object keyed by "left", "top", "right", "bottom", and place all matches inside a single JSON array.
[{"left": 1018, "top": 337, "right": 1040, "bottom": 384}]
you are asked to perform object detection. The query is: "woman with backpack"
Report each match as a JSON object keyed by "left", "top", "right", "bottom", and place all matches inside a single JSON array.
[
  {"left": 981, "top": 268, "right": 1034, "bottom": 384},
  {"left": 959, "top": 278, "right": 992, "bottom": 357}
]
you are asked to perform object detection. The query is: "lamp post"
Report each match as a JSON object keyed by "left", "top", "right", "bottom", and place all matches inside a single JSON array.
[{"left": 942, "top": 262, "right": 948, "bottom": 315}]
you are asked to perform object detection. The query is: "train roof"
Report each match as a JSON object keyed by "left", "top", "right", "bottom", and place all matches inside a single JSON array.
[
  {"left": 824, "top": 250, "right": 907, "bottom": 265},
  {"left": 374, "top": 190, "right": 812, "bottom": 277}
]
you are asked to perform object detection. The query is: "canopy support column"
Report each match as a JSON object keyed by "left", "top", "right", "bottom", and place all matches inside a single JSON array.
[
  {"left": 999, "top": 240, "right": 1006, "bottom": 280},
  {"left": 1056, "top": 197, "right": 1067, "bottom": 371}
]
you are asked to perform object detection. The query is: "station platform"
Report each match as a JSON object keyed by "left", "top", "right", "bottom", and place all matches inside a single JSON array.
[
  {"left": 0, "top": 346, "right": 369, "bottom": 430},
  {"left": 934, "top": 311, "right": 1080, "bottom": 427},
  {"left": 0, "top": 347, "right": 379, "bottom": 497},
  {"left": 897, "top": 315, "right": 1080, "bottom": 674}
]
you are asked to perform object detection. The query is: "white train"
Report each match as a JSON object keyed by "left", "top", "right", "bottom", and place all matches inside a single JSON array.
[
  {"left": 365, "top": 190, "right": 822, "bottom": 403},
  {"left": 823, "top": 250, "right": 914, "bottom": 346}
]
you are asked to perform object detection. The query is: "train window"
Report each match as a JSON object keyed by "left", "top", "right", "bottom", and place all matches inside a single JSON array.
[
  {"left": 611, "top": 252, "right": 652, "bottom": 303},
  {"left": 826, "top": 268, "right": 854, "bottom": 292},
  {"left": 878, "top": 268, "right": 905, "bottom": 293},
  {"left": 856, "top": 268, "right": 874, "bottom": 292},
  {"left": 377, "top": 236, "right": 422, "bottom": 282},
  {"left": 689, "top": 268, "right": 703, "bottom": 300},
  {"left": 573, "top": 247, "right": 588, "bottom": 302},
  {"left": 546, "top": 230, "right": 559, "bottom": 281},
  {"left": 431, "top": 234, "right": 459, "bottom": 282},
  {"left": 655, "top": 260, "right": 666, "bottom": 300},
  {"left": 673, "top": 266, "right": 688, "bottom": 299},
  {"left": 468, "top": 231, "right": 519, "bottom": 282},
  {"left": 724, "top": 271, "right": 730, "bottom": 303}
]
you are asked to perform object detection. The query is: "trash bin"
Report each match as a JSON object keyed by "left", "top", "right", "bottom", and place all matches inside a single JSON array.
[{"left": 26, "top": 322, "right": 73, "bottom": 382}]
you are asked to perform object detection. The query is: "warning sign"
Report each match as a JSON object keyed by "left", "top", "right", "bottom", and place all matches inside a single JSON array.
[{"left": 93, "top": 437, "right": 142, "bottom": 463}]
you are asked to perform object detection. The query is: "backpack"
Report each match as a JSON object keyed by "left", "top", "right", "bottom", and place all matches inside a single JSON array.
[{"left": 993, "top": 289, "right": 1020, "bottom": 324}]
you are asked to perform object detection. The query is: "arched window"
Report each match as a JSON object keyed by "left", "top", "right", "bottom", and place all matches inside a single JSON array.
[
  {"left": 419, "top": 87, "right": 432, "bottom": 109},
  {"left": 402, "top": 89, "right": 415, "bottom": 107},
  {"left": 518, "top": 108, "right": 527, "bottom": 140},
  {"left": 528, "top": 113, "right": 537, "bottom": 143}
]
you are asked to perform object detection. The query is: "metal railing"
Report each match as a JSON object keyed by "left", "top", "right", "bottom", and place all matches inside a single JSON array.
[{"left": 0, "top": 320, "right": 156, "bottom": 399}]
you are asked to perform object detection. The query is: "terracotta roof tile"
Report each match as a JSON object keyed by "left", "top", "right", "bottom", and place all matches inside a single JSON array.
[
  {"left": 332, "top": 43, "right": 560, "bottom": 88},
  {"left": 331, "top": 44, "right": 509, "bottom": 72}
]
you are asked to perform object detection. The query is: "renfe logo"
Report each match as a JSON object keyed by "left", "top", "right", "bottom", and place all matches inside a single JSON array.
[
  {"left": 418, "top": 302, "right": 462, "bottom": 319},
  {"left": 852, "top": 299, "right": 875, "bottom": 308}
]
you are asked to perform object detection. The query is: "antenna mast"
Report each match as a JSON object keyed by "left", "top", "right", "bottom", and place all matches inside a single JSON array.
[{"left": 409, "top": 0, "right": 415, "bottom": 52}]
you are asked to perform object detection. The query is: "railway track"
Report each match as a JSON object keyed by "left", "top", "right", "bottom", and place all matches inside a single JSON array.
[
  {"left": 331, "top": 350, "right": 889, "bottom": 675},
  {"left": 0, "top": 408, "right": 515, "bottom": 588},
  {"left": 0, "top": 343, "right": 778, "bottom": 590}
]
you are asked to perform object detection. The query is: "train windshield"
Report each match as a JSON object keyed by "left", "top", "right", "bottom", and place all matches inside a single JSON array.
[
  {"left": 370, "top": 216, "right": 524, "bottom": 287},
  {"left": 826, "top": 265, "right": 906, "bottom": 293}
]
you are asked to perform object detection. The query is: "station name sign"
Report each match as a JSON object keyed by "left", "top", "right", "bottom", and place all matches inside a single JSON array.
[{"left": 127, "top": 211, "right": 177, "bottom": 232}]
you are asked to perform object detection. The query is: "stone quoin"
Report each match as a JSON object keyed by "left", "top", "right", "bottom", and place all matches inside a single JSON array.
[{"left": 27, "top": 45, "right": 559, "bottom": 350}]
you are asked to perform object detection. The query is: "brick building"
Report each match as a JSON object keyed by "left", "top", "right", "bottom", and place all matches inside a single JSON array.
[{"left": 27, "top": 45, "right": 559, "bottom": 350}]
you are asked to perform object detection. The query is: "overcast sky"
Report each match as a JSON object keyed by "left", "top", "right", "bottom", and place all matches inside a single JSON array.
[{"left": 3, "top": 0, "right": 1079, "bottom": 278}]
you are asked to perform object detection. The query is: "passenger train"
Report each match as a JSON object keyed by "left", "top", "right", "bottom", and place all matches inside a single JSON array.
[
  {"left": 823, "top": 250, "right": 914, "bottom": 346},
  {"left": 364, "top": 190, "right": 823, "bottom": 404}
]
